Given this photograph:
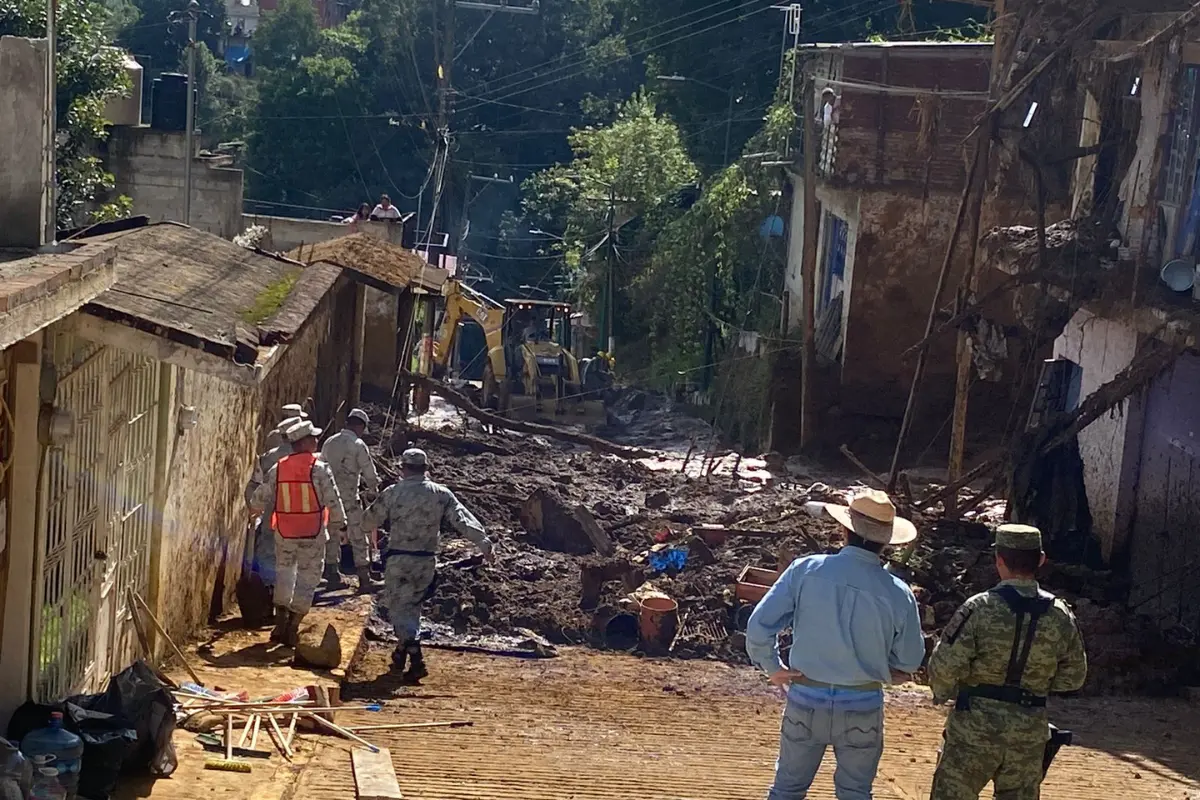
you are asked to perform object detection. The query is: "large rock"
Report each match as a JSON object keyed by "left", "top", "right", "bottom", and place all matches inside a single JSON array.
[
  {"left": 519, "top": 489, "right": 595, "bottom": 555},
  {"left": 293, "top": 623, "right": 342, "bottom": 670}
]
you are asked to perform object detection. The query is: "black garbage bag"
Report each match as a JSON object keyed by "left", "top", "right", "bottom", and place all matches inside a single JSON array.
[
  {"left": 62, "top": 703, "right": 137, "bottom": 800},
  {"left": 5, "top": 702, "right": 62, "bottom": 744},
  {"left": 77, "top": 661, "right": 177, "bottom": 777}
]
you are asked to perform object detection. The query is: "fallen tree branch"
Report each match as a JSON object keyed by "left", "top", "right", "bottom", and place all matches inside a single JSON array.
[
  {"left": 389, "top": 424, "right": 517, "bottom": 457},
  {"left": 404, "top": 372, "right": 660, "bottom": 460}
]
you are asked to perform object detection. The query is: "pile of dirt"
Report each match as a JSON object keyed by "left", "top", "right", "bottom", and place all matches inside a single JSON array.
[{"left": 364, "top": 397, "right": 1195, "bottom": 694}]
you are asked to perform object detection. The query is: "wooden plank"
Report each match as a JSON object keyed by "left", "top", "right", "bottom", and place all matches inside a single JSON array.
[{"left": 352, "top": 747, "right": 404, "bottom": 800}]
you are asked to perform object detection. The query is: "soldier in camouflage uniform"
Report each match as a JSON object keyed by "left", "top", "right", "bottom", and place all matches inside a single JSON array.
[
  {"left": 251, "top": 420, "right": 347, "bottom": 646},
  {"left": 928, "top": 524, "right": 1087, "bottom": 800},
  {"left": 364, "top": 448, "right": 493, "bottom": 683},
  {"left": 321, "top": 408, "right": 381, "bottom": 594}
]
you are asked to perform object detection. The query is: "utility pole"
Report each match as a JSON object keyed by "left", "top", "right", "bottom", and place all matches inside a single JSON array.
[
  {"left": 183, "top": 0, "right": 198, "bottom": 226},
  {"left": 44, "top": 0, "right": 58, "bottom": 244},
  {"left": 605, "top": 183, "right": 616, "bottom": 356},
  {"left": 946, "top": 0, "right": 1010, "bottom": 514},
  {"left": 798, "top": 72, "right": 818, "bottom": 450}
]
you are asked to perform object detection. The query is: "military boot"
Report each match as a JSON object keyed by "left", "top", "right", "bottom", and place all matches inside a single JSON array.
[
  {"left": 389, "top": 645, "right": 407, "bottom": 675},
  {"left": 356, "top": 567, "right": 383, "bottom": 595},
  {"left": 322, "top": 563, "right": 346, "bottom": 591},
  {"left": 283, "top": 612, "right": 305, "bottom": 648},
  {"left": 269, "top": 607, "right": 289, "bottom": 643},
  {"left": 402, "top": 642, "right": 428, "bottom": 684}
]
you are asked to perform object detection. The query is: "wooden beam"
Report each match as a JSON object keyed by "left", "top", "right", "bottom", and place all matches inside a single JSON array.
[
  {"left": 799, "top": 74, "right": 819, "bottom": 450},
  {"left": 352, "top": 747, "right": 403, "bottom": 800},
  {"left": 1110, "top": 0, "right": 1200, "bottom": 63},
  {"left": 65, "top": 313, "right": 265, "bottom": 386}
]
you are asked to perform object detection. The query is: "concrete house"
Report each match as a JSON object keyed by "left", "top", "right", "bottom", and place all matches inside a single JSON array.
[
  {"left": 779, "top": 42, "right": 1042, "bottom": 448},
  {"left": 0, "top": 33, "right": 368, "bottom": 722}
]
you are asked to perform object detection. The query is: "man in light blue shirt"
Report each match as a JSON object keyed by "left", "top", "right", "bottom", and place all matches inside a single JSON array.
[{"left": 746, "top": 490, "right": 925, "bottom": 800}]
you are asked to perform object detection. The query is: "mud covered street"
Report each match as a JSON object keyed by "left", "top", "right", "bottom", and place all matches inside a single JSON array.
[{"left": 364, "top": 391, "right": 1186, "bottom": 695}]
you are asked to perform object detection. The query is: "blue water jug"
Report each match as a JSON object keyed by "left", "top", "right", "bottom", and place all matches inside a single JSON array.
[{"left": 19, "top": 712, "right": 82, "bottom": 799}]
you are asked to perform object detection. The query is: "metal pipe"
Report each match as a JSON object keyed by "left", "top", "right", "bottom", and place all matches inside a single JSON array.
[{"left": 183, "top": 0, "right": 198, "bottom": 226}]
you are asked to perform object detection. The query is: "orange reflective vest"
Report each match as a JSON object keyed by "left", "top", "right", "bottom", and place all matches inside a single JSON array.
[{"left": 272, "top": 452, "right": 328, "bottom": 539}]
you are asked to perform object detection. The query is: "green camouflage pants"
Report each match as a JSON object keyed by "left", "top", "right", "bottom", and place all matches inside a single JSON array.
[
  {"left": 384, "top": 554, "right": 436, "bottom": 643},
  {"left": 325, "top": 499, "right": 371, "bottom": 569},
  {"left": 930, "top": 702, "right": 1047, "bottom": 800},
  {"left": 275, "top": 532, "right": 327, "bottom": 614}
]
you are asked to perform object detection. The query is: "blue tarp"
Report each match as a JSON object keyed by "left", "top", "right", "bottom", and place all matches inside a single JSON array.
[{"left": 224, "top": 45, "right": 249, "bottom": 65}]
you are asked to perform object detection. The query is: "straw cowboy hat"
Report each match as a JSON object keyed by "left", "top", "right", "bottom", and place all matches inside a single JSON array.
[{"left": 825, "top": 489, "right": 917, "bottom": 545}]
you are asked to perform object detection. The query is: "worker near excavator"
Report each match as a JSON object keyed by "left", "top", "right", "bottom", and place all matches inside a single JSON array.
[
  {"left": 321, "top": 408, "right": 382, "bottom": 594},
  {"left": 242, "top": 405, "right": 311, "bottom": 606},
  {"left": 746, "top": 489, "right": 925, "bottom": 800},
  {"left": 251, "top": 420, "right": 347, "bottom": 647},
  {"left": 927, "top": 524, "right": 1087, "bottom": 800},
  {"left": 364, "top": 447, "right": 494, "bottom": 683}
]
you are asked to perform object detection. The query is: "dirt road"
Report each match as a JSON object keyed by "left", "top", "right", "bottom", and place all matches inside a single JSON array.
[{"left": 289, "top": 646, "right": 1200, "bottom": 800}]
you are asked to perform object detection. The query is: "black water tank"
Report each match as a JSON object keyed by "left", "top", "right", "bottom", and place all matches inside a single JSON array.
[{"left": 151, "top": 72, "right": 189, "bottom": 132}]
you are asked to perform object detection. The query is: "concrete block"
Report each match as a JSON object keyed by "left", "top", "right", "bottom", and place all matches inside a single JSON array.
[{"left": 0, "top": 36, "right": 49, "bottom": 249}]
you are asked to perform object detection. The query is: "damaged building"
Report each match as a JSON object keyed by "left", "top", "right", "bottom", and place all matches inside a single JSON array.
[{"left": 984, "top": 8, "right": 1200, "bottom": 637}]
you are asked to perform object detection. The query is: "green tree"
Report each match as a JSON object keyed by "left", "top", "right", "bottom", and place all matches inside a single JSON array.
[
  {"left": 1, "top": 0, "right": 130, "bottom": 225},
  {"left": 247, "top": 0, "right": 372, "bottom": 211},
  {"left": 523, "top": 92, "right": 698, "bottom": 360}
]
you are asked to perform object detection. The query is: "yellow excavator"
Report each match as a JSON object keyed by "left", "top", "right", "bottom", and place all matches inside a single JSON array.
[{"left": 431, "top": 279, "right": 608, "bottom": 425}]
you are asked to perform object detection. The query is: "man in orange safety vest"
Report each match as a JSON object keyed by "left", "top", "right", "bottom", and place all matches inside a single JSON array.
[{"left": 251, "top": 420, "right": 347, "bottom": 646}]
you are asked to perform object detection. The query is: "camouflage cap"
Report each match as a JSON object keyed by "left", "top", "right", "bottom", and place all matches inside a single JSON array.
[
  {"left": 994, "top": 523, "right": 1042, "bottom": 551},
  {"left": 400, "top": 448, "right": 428, "bottom": 467}
]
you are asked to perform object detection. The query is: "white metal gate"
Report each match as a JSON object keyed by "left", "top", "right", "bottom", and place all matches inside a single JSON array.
[{"left": 32, "top": 334, "right": 160, "bottom": 702}]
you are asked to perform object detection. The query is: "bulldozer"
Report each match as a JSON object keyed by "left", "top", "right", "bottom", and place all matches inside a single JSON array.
[{"left": 431, "top": 279, "right": 608, "bottom": 426}]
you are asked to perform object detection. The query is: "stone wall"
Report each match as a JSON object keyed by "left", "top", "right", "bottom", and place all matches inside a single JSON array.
[{"left": 106, "top": 126, "right": 243, "bottom": 239}]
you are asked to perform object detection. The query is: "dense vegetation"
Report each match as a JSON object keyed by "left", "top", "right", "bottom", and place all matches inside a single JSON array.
[{"left": 3, "top": 0, "right": 981, "bottom": 438}]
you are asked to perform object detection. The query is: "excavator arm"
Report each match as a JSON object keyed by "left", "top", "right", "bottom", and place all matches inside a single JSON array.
[{"left": 431, "top": 280, "right": 506, "bottom": 378}]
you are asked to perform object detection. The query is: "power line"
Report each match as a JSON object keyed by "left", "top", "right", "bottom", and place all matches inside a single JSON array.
[{"left": 461, "top": 0, "right": 778, "bottom": 108}]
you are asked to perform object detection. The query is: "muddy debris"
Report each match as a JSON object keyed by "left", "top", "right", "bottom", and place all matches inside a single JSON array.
[{"left": 364, "top": 397, "right": 1195, "bottom": 694}]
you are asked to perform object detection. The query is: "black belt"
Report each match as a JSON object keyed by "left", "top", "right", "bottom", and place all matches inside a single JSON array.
[
  {"left": 384, "top": 549, "right": 436, "bottom": 559},
  {"left": 956, "top": 684, "right": 1047, "bottom": 710}
]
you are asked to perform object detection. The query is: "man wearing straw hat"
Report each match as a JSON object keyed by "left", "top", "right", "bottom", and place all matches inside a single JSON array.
[
  {"left": 746, "top": 489, "right": 925, "bottom": 800},
  {"left": 927, "top": 524, "right": 1087, "bottom": 800}
]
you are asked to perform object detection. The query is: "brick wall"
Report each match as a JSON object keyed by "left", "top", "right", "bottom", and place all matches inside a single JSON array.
[{"left": 820, "top": 46, "right": 991, "bottom": 192}]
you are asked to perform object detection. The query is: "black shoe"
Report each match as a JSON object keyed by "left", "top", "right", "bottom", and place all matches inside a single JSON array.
[
  {"left": 390, "top": 646, "right": 408, "bottom": 675},
  {"left": 269, "top": 608, "right": 289, "bottom": 643},
  {"left": 402, "top": 644, "right": 428, "bottom": 684},
  {"left": 322, "top": 564, "right": 346, "bottom": 591}
]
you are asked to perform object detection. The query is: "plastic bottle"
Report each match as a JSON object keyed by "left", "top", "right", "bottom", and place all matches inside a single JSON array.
[
  {"left": 29, "top": 766, "right": 66, "bottom": 800},
  {"left": 0, "top": 739, "right": 29, "bottom": 800},
  {"left": 19, "top": 713, "right": 82, "bottom": 799}
]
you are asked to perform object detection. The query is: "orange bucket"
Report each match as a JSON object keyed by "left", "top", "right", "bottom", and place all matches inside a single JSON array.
[{"left": 638, "top": 596, "right": 680, "bottom": 647}]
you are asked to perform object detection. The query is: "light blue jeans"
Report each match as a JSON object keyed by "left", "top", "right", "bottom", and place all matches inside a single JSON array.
[{"left": 768, "top": 692, "right": 885, "bottom": 800}]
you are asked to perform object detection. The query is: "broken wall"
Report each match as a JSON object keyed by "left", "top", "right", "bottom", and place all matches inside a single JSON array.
[{"left": 1053, "top": 308, "right": 1144, "bottom": 563}]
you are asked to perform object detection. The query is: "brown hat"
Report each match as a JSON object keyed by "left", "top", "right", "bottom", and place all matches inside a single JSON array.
[{"left": 825, "top": 490, "right": 917, "bottom": 545}]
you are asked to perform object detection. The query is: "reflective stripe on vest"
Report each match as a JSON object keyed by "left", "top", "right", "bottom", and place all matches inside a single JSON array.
[{"left": 273, "top": 452, "right": 325, "bottom": 538}]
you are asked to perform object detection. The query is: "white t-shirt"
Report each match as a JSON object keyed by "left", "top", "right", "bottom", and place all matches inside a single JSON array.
[{"left": 371, "top": 204, "right": 401, "bottom": 219}]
